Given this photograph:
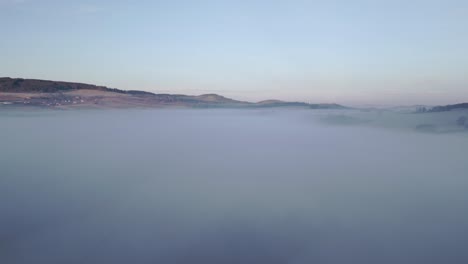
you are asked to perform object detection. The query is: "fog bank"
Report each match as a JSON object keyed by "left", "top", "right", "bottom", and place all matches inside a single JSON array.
[{"left": 1, "top": 109, "right": 468, "bottom": 264}]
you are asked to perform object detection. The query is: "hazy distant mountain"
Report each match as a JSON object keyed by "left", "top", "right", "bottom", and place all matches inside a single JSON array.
[
  {"left": 0, "top": 77, "right": 347, "bottom": 109},
  {"left": 255, "top": 100, "right": 349, "bottom": 109},
  {"left": 255, "top": 100, "right": 311, "bottom": 108},
  {"left": 429, "top": 103, "right": 468, "bottom": 112}
]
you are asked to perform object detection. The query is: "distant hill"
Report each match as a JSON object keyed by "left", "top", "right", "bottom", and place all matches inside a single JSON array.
[
  {"left": 309, "top": 103, "right": 349, "bottom": 110},
  {"left": 255, "top": 100, "right": 349, "bottom": 109},
  {"left": 429, "top": 103, "right": 468, "bottom": 112},
  {"left": 0, "top": 77, "right": 119, "bottom": 93},
  {"left": 0, "top": 77, "right": 348, "bottom": 109},
  {"left": 255, "top": 100, "right": 311, "bottom": 108}
]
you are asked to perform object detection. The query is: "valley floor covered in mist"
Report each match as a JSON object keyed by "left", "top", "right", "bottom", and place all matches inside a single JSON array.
[{"left": 1, "top": 109, "right": 468, "bottom": 264}]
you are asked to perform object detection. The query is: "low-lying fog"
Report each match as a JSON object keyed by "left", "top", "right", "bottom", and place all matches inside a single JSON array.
[{"left": 1, "top": 109, "right": 468, "bottom": 264}]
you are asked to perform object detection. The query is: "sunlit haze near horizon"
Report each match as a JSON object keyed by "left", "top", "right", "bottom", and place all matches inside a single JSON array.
[{"left": 1, "top": 0, "right": 468, "bottom": 105}]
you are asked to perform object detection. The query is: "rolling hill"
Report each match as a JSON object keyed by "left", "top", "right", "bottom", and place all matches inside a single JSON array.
[{"left": 0, "top": 77, "right": 347, "bottom": 109}]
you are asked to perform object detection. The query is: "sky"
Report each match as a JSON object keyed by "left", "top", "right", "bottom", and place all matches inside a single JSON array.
[{"left": 1, "top": 0, "right": 468, "bottom": 105}]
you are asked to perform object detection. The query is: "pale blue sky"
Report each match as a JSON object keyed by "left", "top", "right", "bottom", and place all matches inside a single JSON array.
[{"left": 1, "top": 0, "right": 467, "bottom": 105}]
